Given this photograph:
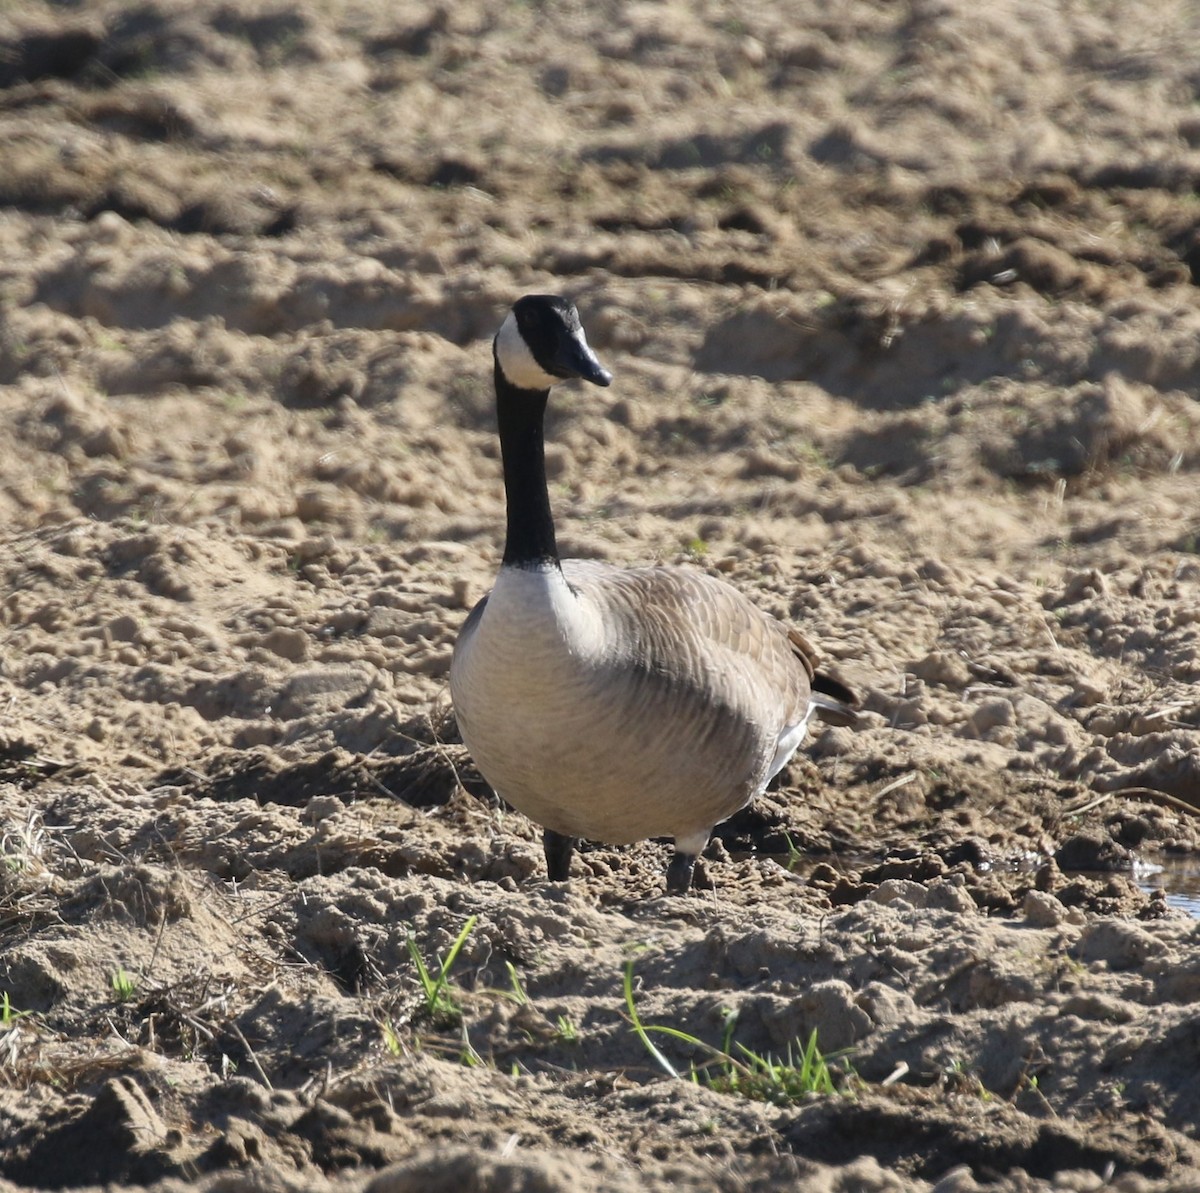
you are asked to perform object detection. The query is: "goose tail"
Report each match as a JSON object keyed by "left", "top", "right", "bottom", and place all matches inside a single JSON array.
[{"left": 810, "top": 673, "right": 859, "bottom": 728}]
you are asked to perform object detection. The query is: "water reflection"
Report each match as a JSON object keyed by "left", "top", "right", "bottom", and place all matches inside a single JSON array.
[{"left": 1135, "top": 855, "right": 1200, "bottom": 918}]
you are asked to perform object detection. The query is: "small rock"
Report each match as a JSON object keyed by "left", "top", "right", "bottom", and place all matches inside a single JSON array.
[
  {"left": 944, "top": 838, "right": 990, "bottom": 867},
  {"left": 1054, "top": 832, "right": 1130, "bottom": 873},
  {"left": 853, "top": 982, "right": 917, "bottom": 1031},
  {"left": 295, "top": 489, "right": 343, "bottom": 523},
  {"left": 1072, "top": 677, "right": 1107, "bottom": 706},
  {"left": 968, "top": 697, "right": 1015, "bottom": 736},
  {"left": 1033, "top": 860, "right": 1060, "bottom": 891},
  {"left": 305, "top": 795, "right": 344, "bottom": 823},
  {"left": 767, "top": 979, "right": 873, "bottom": 1052},
  {"left": 295, "top": 534, "right": 337, "bottom": 562},
  {"left": 918, "top": 557, "right": 960, "bottom": 586},
  {"left": 925, "top": 878, "right": 976, "bottom": 914},
  {"left": 365, "top": 607, "right": 410, "bottom": 638},
  {"left": 233, "top": 721, "right": 281, "bottom": 748},
  {"left": 275, "top": 666, "right": 373, "bottom": 719},
  {"left": 909, "top": 650, "right": 970, "bottom": 687},
  {"left": 869, "top": 878, "right": 928, "bottom": 908},
  {"left": 260, "top": 626, "right": 310, "bottom": 662},
  {"left": 1110, "top": 813, "right": 1152, "bottom": 848},
  {"left": 1074, "top": 920, "right": 1168, "bottom": 969},
  {"left": 1023, "top": 889, "right": 1067, "bottom": 927},
  {"left": 810, "top": 725, "right": 855, "bottom": 758},
  {"left": 1061, "top": 568, "right": 1108, "bottom": 604},
  {"left": 1059, "top": 993, "right": 1134, "bottom": 1022},
  {"left": 104, "top": 614, "right": 140, "bottom": 642}
]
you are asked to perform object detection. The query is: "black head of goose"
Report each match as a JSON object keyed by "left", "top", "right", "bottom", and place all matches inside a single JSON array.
[{"left": 449, "top": 294, "right": 857, "bottom": 893}]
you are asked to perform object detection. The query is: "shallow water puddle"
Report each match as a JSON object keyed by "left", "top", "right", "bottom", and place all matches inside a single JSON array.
[{"left": 1136, "top": 854, "right": 1200, "bottom": 918}]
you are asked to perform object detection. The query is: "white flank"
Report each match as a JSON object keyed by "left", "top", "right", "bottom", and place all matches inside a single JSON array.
[{"left": 766, "top": 705, "right": 816, "bottom": 784}]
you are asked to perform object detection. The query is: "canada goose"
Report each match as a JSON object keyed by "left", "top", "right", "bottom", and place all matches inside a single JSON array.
[{"left": 450, "top": 295, "right": 857, "bottom": 892}]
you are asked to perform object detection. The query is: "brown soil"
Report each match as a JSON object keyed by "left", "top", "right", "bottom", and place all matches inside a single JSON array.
[{"left": 3, "top": 1, "right": 1200, "bottom": 1190}]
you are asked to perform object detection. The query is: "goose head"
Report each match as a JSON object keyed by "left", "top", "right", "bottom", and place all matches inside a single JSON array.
[{"left": 494, "top": 295, "right": 613, "bottom": 392}]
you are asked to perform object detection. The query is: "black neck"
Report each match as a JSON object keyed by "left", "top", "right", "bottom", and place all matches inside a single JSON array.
[{"left": 495, "top": 360, "right": 559, "bottom": 568}]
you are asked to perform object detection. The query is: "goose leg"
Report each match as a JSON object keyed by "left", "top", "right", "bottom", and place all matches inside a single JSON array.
[
  {"left": 665, "top": 851, "right": 697, "bottom": 893},
  {"left": 543, "top": 829, "right": 576, "bottom": 881},
  {"left": 667, "top": 831, "right": 710, "bottom": 893}
]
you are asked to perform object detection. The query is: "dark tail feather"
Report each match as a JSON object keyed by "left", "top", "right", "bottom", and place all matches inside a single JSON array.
[{"left": 811, "top": 673, "right": 859, "bottom": 727}]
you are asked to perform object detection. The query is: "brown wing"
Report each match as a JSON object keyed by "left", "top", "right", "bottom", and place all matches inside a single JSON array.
[
  {"left": 566, "top": 562, "right": 808, "bottom": 723},
  {"left": 787, "top": 627, "right": 818, "bottom": 681},
  {"left": 564, "top": 559, "right": 858, "bottom": 728}
]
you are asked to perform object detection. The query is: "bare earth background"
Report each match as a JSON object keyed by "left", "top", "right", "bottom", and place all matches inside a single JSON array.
[{"left": 3, "top": 1, "right": 1200, "bottom": 1190}]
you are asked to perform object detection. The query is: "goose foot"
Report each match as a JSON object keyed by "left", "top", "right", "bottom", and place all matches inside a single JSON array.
[
  {"left": 543, "top": 829, "right": 576, "bottom": 881},
  {"left": 665, "top": 851, "right": 697, "bottom": 894}
]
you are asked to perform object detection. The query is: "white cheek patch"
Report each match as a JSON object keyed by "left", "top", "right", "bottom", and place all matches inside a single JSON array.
[{"left": 495, "top": 311, "right": 558, "bottom": 391}]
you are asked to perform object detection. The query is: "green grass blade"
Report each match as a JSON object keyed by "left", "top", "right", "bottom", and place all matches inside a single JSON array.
[
  {"left": 623, "top": 962, "right": 679, "bottom": 1079},
  {"left": 406, "top": 935, "right": 436, "bottom": 1005},
  {"left": 431, "top": 914, "right": 477, "bottom": 1008},
  {"left": 642, "top": 1023, "right": 707, "bottom": 1047},
  {"left": 504, "top": 961, "right": 528, "bottom": 1005}
]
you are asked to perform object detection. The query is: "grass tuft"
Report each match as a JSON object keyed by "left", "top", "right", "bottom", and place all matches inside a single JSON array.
[
  {"left": 1, "top": 811, "right": 48, "bottom": 877},
  {"left": 110, "top": 968, "right": 137, "bottom": 1003},
  {"left": 407, "top": 915, "right": 477, "bottom": 1026},
  {"left": 1, "top": 991, "right": 30, "bottom": 1029},
  {"left": 554, "top": 1014, "right": 579, "bottom": 1044},
  {"left": 711, "top": 1031, "right": 837, "bottom": 1102},
  {"left": 623, "top": 961, "right": 851, "bottom": 1104},
  {"left": 381, "top": 1021, "right": 404, "bottom": 1057}
]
